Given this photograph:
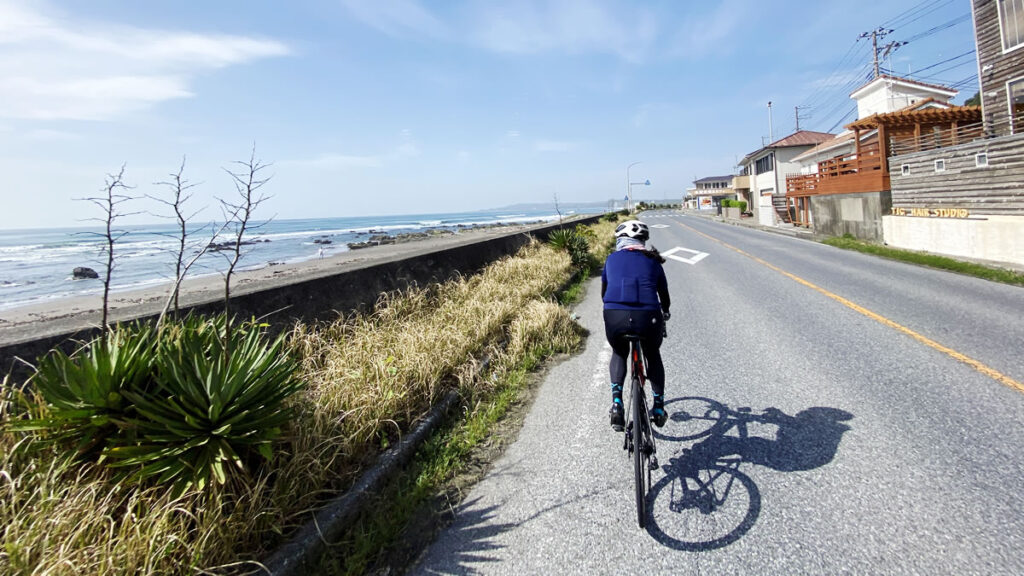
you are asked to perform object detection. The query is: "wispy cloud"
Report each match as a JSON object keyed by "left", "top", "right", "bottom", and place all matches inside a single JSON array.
[
  {"left": 26, "top": 128, "right": 81, "bottom": 141},
  {"left": 338, "top": 0, "right": 447, "bottom": 39},
  {"left": 534, "top": 139, "right": 578, "bottom": 152},
  {"left": 281, "top": 153, "right": 383, "bottom": 170},
  {"left": 0, "top": 0, "right": 290, "bottom": 121},
  {"left": 632, "top": 102, "right": 681, "bottom": 128},
  {"left": 667, "top": 0, "right": 750, "bottom": 60},
  {"left": 396, "top": 128, "right": 420, "bottom": 157},
  {"left": 339, "top": 0, "right": 657, "bottom": 62},
  {"left": 467, "top": 0, "right": 656, "bottom": 62}
]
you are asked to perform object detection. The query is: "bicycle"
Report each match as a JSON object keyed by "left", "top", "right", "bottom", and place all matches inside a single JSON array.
[{"left": 622, "top": 333, "right": 658, "bottom": 528}]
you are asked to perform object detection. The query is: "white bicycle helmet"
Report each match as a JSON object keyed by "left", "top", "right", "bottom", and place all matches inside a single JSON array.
[{"left": 614, "top": 220, "right": 649, "bottom": 242}]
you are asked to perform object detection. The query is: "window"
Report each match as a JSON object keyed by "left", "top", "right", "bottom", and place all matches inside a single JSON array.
[
  {"left": 1009, "top": 77, "right": 1024, "bottom": 133},
  {"left": 901, "top": 164, "right": 910, "bottom": 176},
  {"left": 1000, "top": 0, "right": 1024, "bottom": 51},
  {"left": 976, "top": 152, "right": 989, "bottom": 167},
  {"left": 934, "top": 159, "right": 946, "bottom": 172},
  {"left": 755, "top": 153, "right": 774, "bottom": 175}
]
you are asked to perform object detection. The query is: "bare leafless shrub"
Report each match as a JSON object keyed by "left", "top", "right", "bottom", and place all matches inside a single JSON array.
[{"left": 75, "top": 165, "right": 138, "bottom": 332}]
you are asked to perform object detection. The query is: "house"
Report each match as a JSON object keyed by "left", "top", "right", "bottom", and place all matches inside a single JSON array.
[
  {"left": 850, "top": 75, "right": 958, "bottom": 119},
  {"left": 880, "top": 0, "right": 1024, "bottom": 267},
  {"left": 785, "top": 91, "right": 980, "bottom": 239},
  {"left": 686, "top": 175, "right": 735, "bottom": 211},
  {"left": 736, "top": 130, "right": 834, "bottom": 227}
]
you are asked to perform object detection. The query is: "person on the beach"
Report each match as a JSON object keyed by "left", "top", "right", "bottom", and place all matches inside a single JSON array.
[
  {"left": 601, "top": 219, "right": 671, "bottom": 430},
  {"left": 318, "top": 247, "right": 325, "bottom": 259}
]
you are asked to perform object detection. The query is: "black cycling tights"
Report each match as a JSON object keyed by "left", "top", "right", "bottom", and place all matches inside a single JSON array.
[{"left": 603, "top": 308, "right": 665, "bottom": 398}]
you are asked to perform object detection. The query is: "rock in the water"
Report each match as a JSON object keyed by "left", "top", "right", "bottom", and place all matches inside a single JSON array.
[{"left": 73, "top": 267, "right": 99, "bottom": 279}]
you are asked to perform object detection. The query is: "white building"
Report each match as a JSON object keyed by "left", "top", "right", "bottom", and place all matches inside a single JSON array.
[
  {"left": 851, "top": 75, "right": 958, "bottom": 120},
  {"left": 736, "top": 131, "right": 834, "bottom": 227}
]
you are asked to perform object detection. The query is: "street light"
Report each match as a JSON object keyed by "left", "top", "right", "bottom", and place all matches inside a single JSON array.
[
  {"left": 630, "top": 179, "right": 651, "bottom": 212},
  {"left": 627, "top": 161, "right": 643, "bottom": 212}
]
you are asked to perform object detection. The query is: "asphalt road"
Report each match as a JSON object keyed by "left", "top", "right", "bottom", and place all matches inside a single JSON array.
[{"left": 411, "top": 211, "right": 1024, "bottom": 575}]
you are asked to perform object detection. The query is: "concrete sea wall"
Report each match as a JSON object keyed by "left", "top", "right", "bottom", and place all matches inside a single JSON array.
[{"left": 0, "top": 216, "right": 603, "bottom": 380}]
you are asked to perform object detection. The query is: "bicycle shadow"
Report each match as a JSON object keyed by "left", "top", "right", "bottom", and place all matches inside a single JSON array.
[
  {"left": 646, "top": 398, "right": 853, "bottom": 551},
  {"left": 412, "top": 485, "right": 615, "bottom": 575}
]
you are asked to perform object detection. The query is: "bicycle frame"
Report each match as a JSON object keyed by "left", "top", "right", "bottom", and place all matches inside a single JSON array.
[{"left": 623, "top": 336, "right": 657, "bottom": 528}]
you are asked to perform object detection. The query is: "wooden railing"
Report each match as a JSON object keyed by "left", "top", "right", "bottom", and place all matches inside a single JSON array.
[
  {"left": 888, "top": 119, "right": 987, "bottom": 156},
  {"left": 786, "top": 147, "right": 887, "bottom": 197},
  {"left": 887, "top": 112, "right": 1017, "bottom": 156}
]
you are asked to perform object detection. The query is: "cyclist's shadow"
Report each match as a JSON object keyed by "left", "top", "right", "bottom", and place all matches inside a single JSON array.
[{"left": 646, "top": 398, "right": 853, "bottom": 551}]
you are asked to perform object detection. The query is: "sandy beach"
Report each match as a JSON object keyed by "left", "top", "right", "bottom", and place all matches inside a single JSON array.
[{"left": 0, "top": 222, "right": 550, "bottom": 346}]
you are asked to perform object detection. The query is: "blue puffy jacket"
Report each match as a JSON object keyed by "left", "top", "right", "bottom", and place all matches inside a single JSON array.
[{"left": 601, "top": 249, "right": 670, "bottom": 312}]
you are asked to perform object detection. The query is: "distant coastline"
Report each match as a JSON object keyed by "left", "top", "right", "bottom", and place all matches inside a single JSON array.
[
  {"left": 0, "top": 214, "right": 594, "bottom": 346},
  {"left": 0, "top": 207, "right": 603, "bottom": 313}
]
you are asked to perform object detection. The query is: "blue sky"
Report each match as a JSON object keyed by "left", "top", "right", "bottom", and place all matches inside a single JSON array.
[{"left": 0, "top": 0, "right": 977, "bottom": 229}]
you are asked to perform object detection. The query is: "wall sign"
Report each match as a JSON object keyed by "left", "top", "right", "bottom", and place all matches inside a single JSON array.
[{"left": 891, "top": 207, "right": 970, "bottom": 218}]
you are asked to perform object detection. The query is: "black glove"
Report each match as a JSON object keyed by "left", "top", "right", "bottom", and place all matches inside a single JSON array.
[{"left": 662, "top": 310, "right": 671, "bottom": 321}]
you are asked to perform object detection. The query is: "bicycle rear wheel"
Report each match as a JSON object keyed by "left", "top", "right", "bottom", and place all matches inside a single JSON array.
[{"left": 632, "top": 376, "right": 648, "bottom": 528}]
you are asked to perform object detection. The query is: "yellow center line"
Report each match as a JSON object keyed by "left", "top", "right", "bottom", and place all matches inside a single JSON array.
[{"left": 677, "top": 220, "right": 1024, "bottom": 393}]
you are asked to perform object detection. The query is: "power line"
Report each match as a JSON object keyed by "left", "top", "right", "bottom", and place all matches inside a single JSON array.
[
  {"left": 797, "top": 0, "right": 972, "bottom": 133},
  {"left": 884, "top": 0, "right": 956, "bottom": 29},
  {"left": 798, "top": 40, "right": 871, "bottom": 110},
  {"left": 810, "top": 65, "right": 874, "bottom": 132},
  {"left": 801, "top": 49, "right": 873, "bottom": 122},
  {"left": 901, "top": 13, "right": 971, "bottom": 43},
  {"left": 881, "top": 0, "right": 943, "bottom": 27},
  {"left": 826, "top": 106, "right": 859, "bottom": 133},
  {"left": 908, "top": 49, "right": 976, "bottom": 74}
]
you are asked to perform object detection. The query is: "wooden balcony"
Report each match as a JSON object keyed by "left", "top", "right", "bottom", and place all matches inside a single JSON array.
[{"left": 786, "top": 147, "right": 889, "bottom": 198}]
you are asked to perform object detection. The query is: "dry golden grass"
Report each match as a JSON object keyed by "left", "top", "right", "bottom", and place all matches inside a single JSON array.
[{"left": 0, "top": 237, "right": 584, "bottom": 575}]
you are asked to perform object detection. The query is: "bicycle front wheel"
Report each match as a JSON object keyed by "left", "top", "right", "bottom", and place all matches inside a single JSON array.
[{"left": 632, "top": 377, "right": 648, "bottom": 528}]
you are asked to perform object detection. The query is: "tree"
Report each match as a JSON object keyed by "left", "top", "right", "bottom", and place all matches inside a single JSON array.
[
  {"left": 77, "top": 165, "right": 137, "bottom": 333},
  {"left": 217, "top": 146, "right": 273, "bottom": 362},
  {"left": 149, "top": 157, "right": 209, "bottom": 324},
  {"left": 965, "top": 91, "right": 981, "bottom": 107}
]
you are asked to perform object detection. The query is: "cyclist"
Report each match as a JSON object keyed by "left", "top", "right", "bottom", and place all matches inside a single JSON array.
[{"left": 602, "top": 219, "right": 671, "bottom": 430}]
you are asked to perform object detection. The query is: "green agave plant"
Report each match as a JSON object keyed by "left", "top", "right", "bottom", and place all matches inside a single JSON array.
[
  {"left": 546, "top": 228, "right": 575, "bottom": 251},
  {"left": 10, "top": 323, "right": 156, "bottom": 455},
  {"left": 105, "top": 316, "right": 303, "bottom": 494},
  {"left": 548, "top": 228, "right": 593, "bottom": 272}
]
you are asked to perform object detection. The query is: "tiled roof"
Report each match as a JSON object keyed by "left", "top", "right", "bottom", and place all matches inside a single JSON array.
[
  {"left": 791, "top": 132, "right": 857, "bottom": 163},
  {"left": 693, "top": 175, "right": 733, "bottom": 183},
  {"left": 766, "top": 130, "right": 835, "bottom": 148},
  {"left": 741, "top": 130, "right": 836, "bottom": 164}
]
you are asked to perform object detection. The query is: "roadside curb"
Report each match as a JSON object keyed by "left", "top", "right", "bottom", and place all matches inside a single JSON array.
[
  {"left": 261, "top": 390, "right": 461, "bottom": 576},
  {"left": 260, "top": 253, "right": 590, "bottom": 575},
  {"left": 687, "top": 211, "right": 816, "bottom": 241}
]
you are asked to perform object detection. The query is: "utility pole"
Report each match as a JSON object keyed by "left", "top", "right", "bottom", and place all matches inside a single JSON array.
[
  {"left": 795, "top": 106, "right": 810, "bottom": 132},
  {"left": 861, "top": 27, "right": 893, "bottom": 79},
  {"left": 767, "top": 101, "right": 774, "bottom": 143}
]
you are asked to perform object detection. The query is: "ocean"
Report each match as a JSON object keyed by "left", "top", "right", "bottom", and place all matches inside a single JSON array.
[{"left": 0, "top": 207, "right": 598, "bottom": 311}]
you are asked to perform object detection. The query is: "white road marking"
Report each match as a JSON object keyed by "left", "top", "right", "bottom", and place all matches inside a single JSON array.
[
  {"left": 651, "top": 224, "right": 670, "bottom": 228},
  {"left": 661, "top": 246, "right": 709, "bottom": 265},
  {"left": 593, "top": 341, "right": 612, "bottom": 390}
]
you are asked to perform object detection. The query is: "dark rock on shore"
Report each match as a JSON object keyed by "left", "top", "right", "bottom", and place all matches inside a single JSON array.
[
  {"left": 347, "top": 228, "right": 456, "bottom": 250},
  {"left": 313, "top": 238, "right": 332, "bottom": 244},
  {"left": 72, "top": 267, "right": 99, "bottom": 279},
  {"left": 206, "top": 239, "right": 271, "bottom": 252}
]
